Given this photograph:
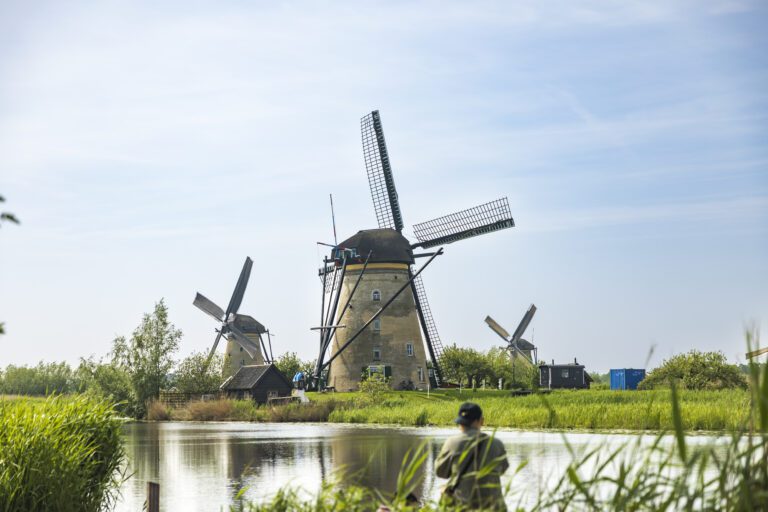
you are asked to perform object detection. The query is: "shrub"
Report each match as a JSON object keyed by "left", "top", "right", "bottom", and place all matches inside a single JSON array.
[
  {"left": 0, "top": 395, "right": 126, "bottom": 512},
  {"left": 639, "top": 350, "right": 747, "bottom": 390},
  {"left": 146, "top": 400, "right": 171, "bottom": 421},
  {"left": 186, "top": 399, "right": 234, "bottom": 421}
]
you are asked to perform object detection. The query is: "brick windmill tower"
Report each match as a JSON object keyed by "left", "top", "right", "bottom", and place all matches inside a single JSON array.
[{"left": 310, "top": 111, "right": 515, "bottom": 391}]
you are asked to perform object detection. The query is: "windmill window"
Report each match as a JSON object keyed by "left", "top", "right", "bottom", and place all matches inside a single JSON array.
[
  {"left": 372, "top": 290, "right": 381, "bottom": 302},
  {"left": 373, "top": 347, "right": 381, "bottom": 361},
  {"left": 406, "top": 343, "right": 414, "bottom": 357},
  {"left": 240, "top": 347, "right": 243, "bottom": 352},
  {"left": 373, "top": 318, "right": 381, "bottom": 332},
  {"left": 241, "top": 360, "right": 245, "bottom": 365},
  {"left": 561, "top": 369, "right": 570, "bottom": 378},
  {"left": 418, "top": 367, "right": 425, "bottom": 382}
]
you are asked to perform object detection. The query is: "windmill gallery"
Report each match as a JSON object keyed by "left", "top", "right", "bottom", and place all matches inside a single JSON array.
[{"left": 193, "top": 110, "right": 589, "bottom": 395}]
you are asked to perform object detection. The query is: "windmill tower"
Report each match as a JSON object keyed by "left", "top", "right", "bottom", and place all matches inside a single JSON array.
[
  {"left": 193, "top": 257, "right": 274, "bottom": 378},
  {"left": 312, "top": 111, "right": 515, "bottom": 391}
]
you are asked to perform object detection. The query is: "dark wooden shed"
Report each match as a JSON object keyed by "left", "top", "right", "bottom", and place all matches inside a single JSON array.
[
  {"left": 539, "top": 359, "right": 593, "bottom": 390},
  {"left": 220, "top": 364, "right": 292, "bottom": 403}
]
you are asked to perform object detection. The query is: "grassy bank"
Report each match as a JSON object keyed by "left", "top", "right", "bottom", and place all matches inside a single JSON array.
[
  {"left": 314, "top": 388, "right": 747, "bottom": 431},
  {"left": 151, "top": 388, "right": 749, "bottom": 431},
  {"left": 0, "top": 395, "right": 126, "bottom": 512}
]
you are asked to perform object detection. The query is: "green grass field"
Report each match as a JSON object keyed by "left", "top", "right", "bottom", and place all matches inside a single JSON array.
[{"left": 308, "top": 388, "right": 750, "bottom": 431}]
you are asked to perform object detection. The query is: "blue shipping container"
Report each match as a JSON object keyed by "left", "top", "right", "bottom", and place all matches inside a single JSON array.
[{"left": 610, "top": 368, "right": 646, "bottom": 390}]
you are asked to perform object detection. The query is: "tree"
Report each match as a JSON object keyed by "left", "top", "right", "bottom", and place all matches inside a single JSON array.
[
  {"left": 173, "top": 352, "right": 223, "bottom": 394},
  {"left": 273, "top": 351, "right": 314, "bottom": 379},
  {"left": 76, "top": 357, "right": 136, "bottom": 416},
  {"left": 112, "top": 299, "right": 181, "bottom": 415},
  {"left": 638, "top": 350, "right": 747, "bottom": 390},
  {"left": 0, "top": 361, "right": 77, "bottom": 395},
  {"left": 441, "top": 345, "right": 492, "bottom": 388}
]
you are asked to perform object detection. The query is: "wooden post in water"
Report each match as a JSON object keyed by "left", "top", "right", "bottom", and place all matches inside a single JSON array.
[{"left": 147, "top": 481, "right": 159, "bottom": 512}]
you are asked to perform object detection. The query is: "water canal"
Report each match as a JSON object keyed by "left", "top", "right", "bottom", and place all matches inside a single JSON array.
[{"left": 115, "top": 422, "right": 724, "bottom": 511}]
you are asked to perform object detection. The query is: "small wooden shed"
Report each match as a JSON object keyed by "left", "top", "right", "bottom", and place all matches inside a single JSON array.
[
  {"left": 539, "top": 359, "right": 593, "bottom": 390},
  {"left": 220, "top": 364, "right": 292, "bottom": 403}
]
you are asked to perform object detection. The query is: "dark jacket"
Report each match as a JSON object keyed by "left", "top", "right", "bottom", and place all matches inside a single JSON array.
[{"left": 436, "top": 428, "right": 509, "bottom": 510}]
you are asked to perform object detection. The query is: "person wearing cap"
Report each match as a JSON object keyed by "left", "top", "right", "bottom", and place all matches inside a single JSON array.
[{"left": 436, "top": 402, "right": 509, "bottom": 510}]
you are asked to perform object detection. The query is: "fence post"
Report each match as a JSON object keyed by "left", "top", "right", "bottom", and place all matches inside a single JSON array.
[{"left": 147, "top": 481, "right": 159, "bottom": 512}]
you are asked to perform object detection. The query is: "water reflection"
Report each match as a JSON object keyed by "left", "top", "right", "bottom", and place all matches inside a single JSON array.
[{"left": 116, "top": 422, "right": 721, "bottom": 511}]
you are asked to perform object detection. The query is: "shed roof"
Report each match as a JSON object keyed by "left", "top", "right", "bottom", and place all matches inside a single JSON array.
[{"left": 221, "top": 364, "right": 290, "bottom": 391}]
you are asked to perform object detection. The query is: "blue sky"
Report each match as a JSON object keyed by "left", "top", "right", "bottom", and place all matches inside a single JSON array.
[{"left": 0, "top": 1, "right": 766, "bottom": 372}]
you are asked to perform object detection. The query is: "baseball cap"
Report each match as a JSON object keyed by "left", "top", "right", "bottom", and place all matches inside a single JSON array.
[{"left": 454, "top": 402, "right": 482, "bottom": 426}]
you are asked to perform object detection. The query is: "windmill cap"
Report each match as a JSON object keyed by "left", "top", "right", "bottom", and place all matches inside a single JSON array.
[
  {"left": 336, "top": 229, "right": 414, "bottom": 264},
  {"left": 454, "top": 402, "right": 483, "bottom": 426}
]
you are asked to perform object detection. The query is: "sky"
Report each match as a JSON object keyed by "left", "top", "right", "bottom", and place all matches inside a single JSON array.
[{"left": 0, "top": 1, "right": 766, "bottom": 372}]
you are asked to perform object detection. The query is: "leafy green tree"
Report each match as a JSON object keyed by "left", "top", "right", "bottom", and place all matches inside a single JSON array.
[
  {"left": 273, "top": 351, "right": 314, "bottom": 379},
  {"left": 441, "top": 345, "right": 492, "bottom": 388},
  {"left": 638, "top": 350, "right": 746, "bottom": 390},
  {"left": 112, "top": 299, "right": 181, "bottom": 416},
  {"left": 0, "top": 361, "right": 77, "bottom": 395},
  {"left": 173, "top": 352, "right": 223, "bottom": 394},
  {"left": 76, "top": 358, "right": 136, "bottom": 416}
]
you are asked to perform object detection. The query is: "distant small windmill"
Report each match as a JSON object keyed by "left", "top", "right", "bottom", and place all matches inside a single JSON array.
[
  {"left": 485, "top": 304, "right": 538, "bottom": 386},
  {"left": 193, "top": 257, "right": 273, "bottom": 377}
]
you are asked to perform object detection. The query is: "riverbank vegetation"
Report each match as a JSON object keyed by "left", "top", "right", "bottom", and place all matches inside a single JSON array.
[
  {"left": 0, "top": 395, "right": 126, "bottom": 512},
  {"left": 143, "top": 387, "right": 749, "bottom": 432},
  {"left": 235, "top": 334, "right": 768, "bottom": 511}
]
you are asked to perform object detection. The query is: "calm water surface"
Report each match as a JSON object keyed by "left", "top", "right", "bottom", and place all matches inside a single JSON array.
[{"left": 115, "top": 422, "right": 722, "bottom": 511}]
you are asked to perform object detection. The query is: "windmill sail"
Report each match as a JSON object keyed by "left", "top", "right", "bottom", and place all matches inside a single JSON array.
[
  {"left": 410, "top": 273, "right": 445, "bottom": 385},
  {"left": 511, "top": 304, "right": 537, "bottom": 343},
  {"left": 361, "top": 111, "right": 404, "bottom": 232},
  {"left": 411, "top": 197, "right": 514, "bottom": 249},
  {"left": 484, "top": 315, "right": 511, "bottom": 341}
]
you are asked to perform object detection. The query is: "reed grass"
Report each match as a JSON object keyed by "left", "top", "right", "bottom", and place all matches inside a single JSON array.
[
  {"left": 155, "top": 398, "right": 340, "bottom": 423},
  {"left": 0, "top": 395, "right": 126, "bottom": 512}
]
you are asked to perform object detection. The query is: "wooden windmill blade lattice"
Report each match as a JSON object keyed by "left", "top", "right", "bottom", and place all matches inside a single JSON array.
[
  {"left": 412, "top": 197, "right": 514, "bottom": 248},
  {"left": 361, "top": 110, "right": 404, "bottom": 232}
]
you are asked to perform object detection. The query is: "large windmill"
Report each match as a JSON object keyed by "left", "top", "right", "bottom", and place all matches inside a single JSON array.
[
  {"left": 193, "top": 257, "right": 273, "bottom": 378},
  {"left": 311, "top": 110, "right": 515, "bottom": 391}
]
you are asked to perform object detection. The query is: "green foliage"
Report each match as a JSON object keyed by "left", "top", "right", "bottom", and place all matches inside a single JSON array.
[
  {"left": 75, "top": 358, "right": 136, "bottom": 417},
  {"left": 0, "top": 194, "right": 19, "bottom": 227},
  {"left": 441, "top": 344, "right": 536, "bottom": 389},
  {"left": 0, "top": 361, "right": 78, "bottom": 395},
  {"left": 0, "top": 395, "right": 126, "bottom": 512},
  {"left": 112, "top": 299, "right": 182, "bottom": 416},
  {"left": 638, "top": 350, "right": 747, "bottom": 390},
  {"left": 322, "top": 387, "right": 749, "bottom": 431},
  {"left": 273, "top": 351, "right": 314, "bottom": 380},
  {"left": 173, "top": 351, "right": 223, "bottom": 394},
  {"left": 441, "top": 344, "right": 492, "bottom": 388},
  {"left": 358, "top": 373, "right": 391, "bottom": 405}
]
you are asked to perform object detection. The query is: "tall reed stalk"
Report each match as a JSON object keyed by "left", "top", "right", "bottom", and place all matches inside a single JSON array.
[{"left": 0, "top": 395, "right": 126, "bottom": 512}]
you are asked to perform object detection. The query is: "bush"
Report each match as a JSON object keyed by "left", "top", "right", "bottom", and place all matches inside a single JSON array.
[
  {"left": 146, "top": 400, "right": 171, "bottom": 421},
  {"left": 639, "top": 350, "right": 747, "bottom": 390},
  {"left": 186, "top": 399, "right": 234, "bottom": 421},
  {"left": 0, "top": 395, "right": 126, "bottom": 512},
  {"left": 0, "top": 361, "right": 78, "bottom": 395}
]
